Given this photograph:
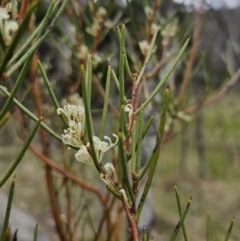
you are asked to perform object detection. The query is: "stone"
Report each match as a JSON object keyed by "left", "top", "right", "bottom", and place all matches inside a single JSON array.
[{"left": 0, "top": 192, "right": 50, "bottom": 241}]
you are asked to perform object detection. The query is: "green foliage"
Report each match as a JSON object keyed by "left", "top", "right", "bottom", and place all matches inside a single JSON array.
[{"left": 0, "top": 1, "right": 238, "bottom": 241}]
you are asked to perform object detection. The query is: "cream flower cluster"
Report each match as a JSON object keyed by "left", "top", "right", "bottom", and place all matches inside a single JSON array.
[
  {"left": 0, "top": 3, "right": 18, "bottom": 46},
  {"left": 57, "top": 104, "right": 118, "bottom": 165},
  {"left": 86, "top": 7, "right": 107, "bottom": 37},
  {"left": 58, "top": 104, "right": 132, "bottom": 207}
]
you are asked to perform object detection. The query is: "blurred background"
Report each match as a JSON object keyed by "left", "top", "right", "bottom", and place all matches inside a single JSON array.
[{"left": 0, "top": 0, "right": 240, "bottom": 240}]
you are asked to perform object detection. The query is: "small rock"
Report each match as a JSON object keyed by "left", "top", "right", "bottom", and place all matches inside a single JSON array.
[{"left": 0, "top": 192, "right": 50, "bottom": 241}]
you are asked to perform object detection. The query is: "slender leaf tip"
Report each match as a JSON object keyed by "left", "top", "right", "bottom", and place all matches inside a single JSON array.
[
  {"left": 118, "top": 131, "right": 123, "bottom": 138},
  {"left": 165, "top": 86, "right": 170, "bottom": 94},
  {"left": 30, "top": 0, "right": 39, "bottom": 8}
]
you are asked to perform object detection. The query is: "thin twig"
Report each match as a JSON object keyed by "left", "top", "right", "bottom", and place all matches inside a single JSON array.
[
  {"left": 64, "top": 174, "right": 73, "bottom": 241},
  {"left": 18, "top": 0, "right": 28, "bottom": 23},
  {"left": 122, "top": 200, "right": 139, "bottom": 241},
  {"left": 177, "top": 11, "right": 201, "bottom": 106},
  {"left": 92, "top": 75, "right": 119, "bottom": 118},
  {"left": 111, "top": 205, "right": 123, "bottom": 241},
  {"left": 145, "top": 42, "right": 169, "bottom": 79},
  {"left": 147, "top": 0, "right": 160, "bottom": 42},
  {"left": 184, "top": 68, "right": 240, "bottom": 114},
  {"left": 29, "top": 145, "right": 106, "bottom": 205},
  {"left": 30, "top": 50, "right": 67, "bottom": 241},
  {"left": 94, "top": 194, "right": 115, "bottom": 241}
]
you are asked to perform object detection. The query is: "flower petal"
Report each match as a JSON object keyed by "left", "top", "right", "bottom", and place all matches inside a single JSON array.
[{"left": 75, "top": 146, "right": 93, "bottom": 165}]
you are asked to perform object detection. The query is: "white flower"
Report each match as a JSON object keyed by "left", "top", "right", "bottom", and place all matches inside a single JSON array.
[
  {"left": 5, "top": 0, "right": 17, "bottom": 13},
  {"left": 75, "top": 145, "right": 93, "bottom": 165},
  {"left": 0, "top": 8, "right": 9, "bottom": 21},
  {"left": 61, "top": 94, "right": 83, "bottom": 108},
  {"left": 67, "top": 93, "right": 83, "bottom": 106},
  {"left": 57, "top": 104, "right": 118, "bottom": 167},
  {"left": 0, "top": 7, "right": 9, "bottom": 30},
  {"left": 104, "top": 163, "right": 117, "bottom": 183},
  {"left": 57, "top": 107, "right": 71, "bottom": 119},
  {"left": 86, "top": 21, "right": 100, "bottom": 37},
  {"left": 119, "top": 189, "right": 131, "bottom": 208},
  {"left": 176, "top": 111, "right": 192, "bottom": 122},
  {"left": 125, "top": 104, "right": 135, "bottom": 129},
  {"left": 161, "top": 20, "right": 178, "bottom": 39},
  {"left": 104, "top": 163, "right": 115, "bottom": 174},
  {"left": 77, "top": 44, "right": 89, "bottom": 60},
  {"left": 93, "top": 52, "right": 103, "bottom": 64},
  {"left": 94, "top": 134, "right": 118, "bottom": 152},
  {"left": 100, "top": 173, "right": 111, "bottom": 185},
  {"left": 151, "top": 23, "right": 160, "bottom": 35},
  {"left": 61, "top": 133, "right": 73, "bottom": 147},
  {"left": 5, "top": 3, "right": 12, "bottom": 13},
  {"left": 57, "top": 103, "right": 85, "bottom": 123},
  {"left": 139, "top": 40, "right": 150, "bottom": 56},
  {"left": 61, "top": 124, "right": 83, "bottom": 148},
  {"left": 61, "top": 129, "right": 82, "bottom": 147},
  {"left": 57, "top": 104, "right": 86, "bottom": 148},
  {"left": 68, "top": 120, "right": 83, "bottom": 137},
  {"left": 87, "top": 134, "right": 118, "bottom": 163},
  {"left": 124, "top": 104, "right": 133, "bottom": 122},
  {"left": 139, "top": 40, "right": 157, "bottom": 56},
  {"left": 96, "top": 7, "right": 107, "bottom": 21},
  {"left": 4, "top": 20, "right": 18, "bottom": 45},
  {"left": 104, "top": 20, "right": 113, "bottom": 28}
]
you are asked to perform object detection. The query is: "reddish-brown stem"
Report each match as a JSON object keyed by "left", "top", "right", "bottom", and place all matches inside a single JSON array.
[
  {"left": 45, "top": 169, "right": 67, "bottom": 241},
  {"left": 145, "top": 39, "right": 169, "bottom": 79},
  {"left": 122, "top": 200, "right": 139, "bottom": 241},
  {"left": 177, "top": 11, "right": 201, "bottom": 106},
  {"left": 111, "top": 205, "right": 123, "bottom": 241},
  {"left": 89, "top": 0, "right": 97, "bottom": 15},
  {"left": 67, "top": 75, "right": 81, "bottom": 95},
  {"left": 94, "top": 193, "right": 115, "bottom": 241},
  {"left": 1, "top": 1, "right": 6, "bottom": 7},
  {"left": 162, "top": 68, "right": 240, "bottom": 145},
  {"left": 105, "top": 191, "right": 112, "bottom": 235},
  {"left": 125, "top": 80, "right": 138, "bottom": 151},
  {"left": 87, "top": 0, "right": 106, "bottom": 53},
  {"left": 184, "top": 68, "right": 240, "bottom": 115},
  {"left": 29, "top": 52, "right": 67, "bottom": 241},
  {"left": 130, "top": 79, "right": 138, "bottom": 111},
  {"left": 135, "top": 79, "right": 145, "bottom": 109},
  {"left": 18, "top": 0, "right": 29, "bottom": 23},
  {"left": 91, "top": 31, "right": 101, "bottom": 53},
  {"left": 75, "top": 2, "right": 83, "bottom": 34},
  {"left": 64, "top": 173, "right": 73, "bottom": 241},
  {"left": 29, "top": 145, "right": 105, "bottom": 205},
  {"left": 147, "top": 0, "right": 160, "bottom": 43}
]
